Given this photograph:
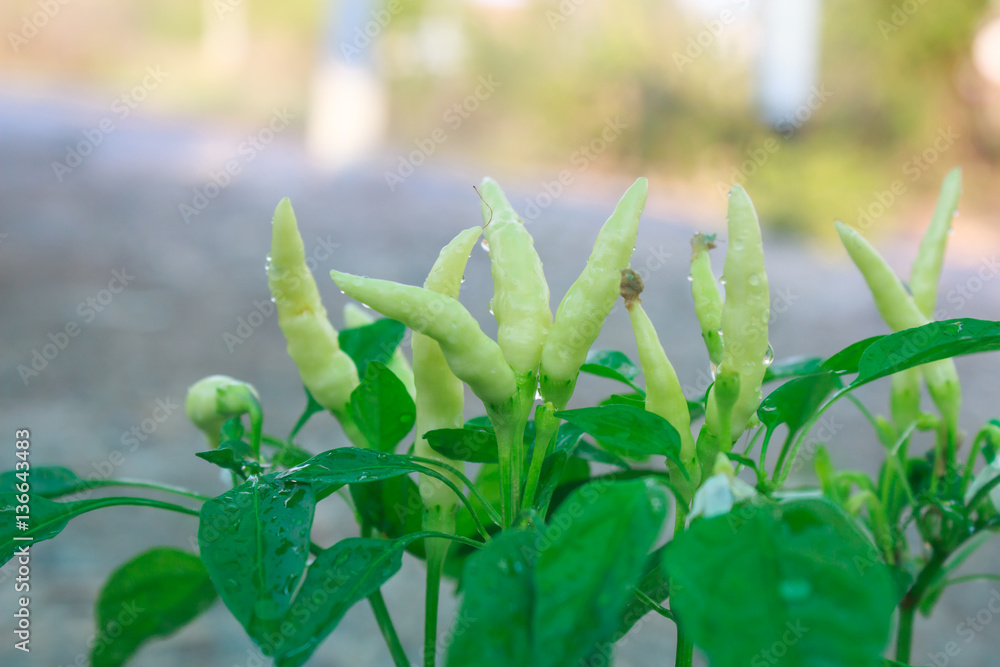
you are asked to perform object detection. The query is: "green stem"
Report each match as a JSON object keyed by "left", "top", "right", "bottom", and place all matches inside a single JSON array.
[
  {"left": 424, "top": 544, "right": 445, "bottom": 667},
  {"left": 672, "top": 501, "right": 694, "bottom": 667},
  {"left": 102, "top": 480, "right": 212, "bottom": 503},
  {"left": 487, "top": 401, "right": 524, "bottom": 528},
  {"left": 897, "top": 548, "right": 948, "bottom": 663},
  {"left": 522, "top": 404, "right": 559, "bottom": 510},
  {"left": 369, "top": 590, "right": 411, "bottom": 667}
]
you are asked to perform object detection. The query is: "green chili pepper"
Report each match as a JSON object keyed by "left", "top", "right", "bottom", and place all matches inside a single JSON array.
[
  {"left": 911, "top": 167, "right": 962, "bottom": 317},
  {"left": 342, "top": 303, "right": 416, "bottom": 400},
  {"left": 412, "top": 227, "right": 481, "bottom": 616},
  {"left": 413, "top": 226, "right": 481, "bottom": 503},
  {"left": 690, "top": 233, "right": 725, "bottom": 367},
  {"left": 329, "top": 270, "right": 517, "bottom": 408},
  {"left": 540, "top": 177, "right": 648, "bottom": 409},
  {"left": 890, "top": 368, "right": 922, "bottom": 433},
  {"left": 835, "top": 221, "right": 962, "bottom": 473},
  {"left": 623, "top": 269, "right": 700, "bottom": 494},
  {"left": 185, "top": 375, "right": 261, "bottom": 451},
  {"left": 704, "top": 186, "right": 770, "bottom": 443},
  {"left": 478, "top": 178, "right": 552, "bottom": 377},
  {"left": 268, "top": 198, "right": 359, "bottom": 415}
]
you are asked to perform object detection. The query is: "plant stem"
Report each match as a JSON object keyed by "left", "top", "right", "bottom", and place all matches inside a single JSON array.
[
  {"left": 672, "top": 502, "right": 694, "bottom": 667},
  {"left": 522, "top": 404, "right": 559, "bottom": 510},
  {"left": 897, "top": 548, "right": 948, "bottom": 662},
  {"left": 423, "top": 542, "right": 446, "bottom": 667},
  {"left": 895, "top": 604, "right": 915, "bottom": 664},
  {"left": 369, "top": 590, "right": 411, "bottom": 667}
]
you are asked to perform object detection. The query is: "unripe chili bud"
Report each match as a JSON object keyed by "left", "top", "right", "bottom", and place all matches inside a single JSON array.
[
  {"left": 540, "top": 177, "right": 648, "bottom": 408},
  {"left": 704, "top": 186, "right": 770, "bottom": 441},
  {"left": 689, "top": 233, "right": 724, "bottom": 367},
  {"left": 268, "top": 198, "right": 359, "bottom": 414},
  {"left": 478, "top": 178, "right": 552, "bottom": 376},
  {"left": 911, "top": 167, "right": 962, "bottom": 317},
  {"left": 342, "top": 303, "right": 416, "bottom": 400},
  {"left": 835, "top": 221, "right": 961, "bottom": 436},
  {"left": 185, "top": 375, "right": 260, "bottom": 448},
  {"left": 622, "top": 269, "right": 699, "bottom": 490},
  {"left": 329, "top": 270, "right": 517, "bottom": 408}
]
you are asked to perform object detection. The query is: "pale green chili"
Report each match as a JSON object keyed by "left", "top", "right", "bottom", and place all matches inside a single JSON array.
[
  {"left": 690, "top": 233, "right": 724, "bottom": 367},
  {"left": 268, "top": 198, "right": 359, "bottom": 415},
  {"left": 704, "top": 185, "right": 770, "bottom": 445},
  {"left": 342, "top": 302, "right": 416, "bottom": 399},
  {"left": 478, "top": 178, "right": 552, "bottom": 377},
  {"left": 329, "top": 271, "right": 517, "bottom": 408},
  {"left": 890, "top": 368, "right": 922, "bottom": 433},
  {"left": 624, "top": 270, "right": 700, "bottom": 495},
  {"left": 412, "top": 225, "right": 480, "bottom": 667},
  {"left": 540, "top": 177, "right": 648, "bottom": 409},
  {"left": 835, "top": 221, "right": 962, "bottom": 480},
  {"left": 911, "top": 167, "right": 962, "bottom": 317}
]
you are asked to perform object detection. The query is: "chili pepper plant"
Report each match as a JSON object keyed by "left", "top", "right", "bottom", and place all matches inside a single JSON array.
[{"left": 6, "top": 169, "right": 1000, "bottom": 667}]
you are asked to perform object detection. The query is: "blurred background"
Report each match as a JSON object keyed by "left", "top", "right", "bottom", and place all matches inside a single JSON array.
[{"left": 2, "top": 0, "right": 1000, "bottom": 665}]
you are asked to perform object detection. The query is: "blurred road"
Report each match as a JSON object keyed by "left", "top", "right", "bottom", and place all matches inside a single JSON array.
[{"left": 1, "top": 82, "right": 999, "bottom": 666}]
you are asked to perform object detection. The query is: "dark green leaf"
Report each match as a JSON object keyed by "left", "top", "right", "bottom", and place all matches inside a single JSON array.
[
  {"left": 195, "top": 439, "right": 260, "bottom": 476},
  {"left": 0, "top": 466, "right": 96, "bottom": 499},
  {"left": 580, "top": 350, "right": 644, "bottom": 394},
  {"left": 757, "top": 372, "right": 842, "bottom": 438},
  {"left": 571, "top": 441, "right": 630, "bottom": 469},
  {"left": 821, "top": 335, "right": 884, "bottom": 374},
  {"left": 618, "top": 544, "right": 670, "bottom": 634},
  {"left": 533, "top": 479, "right": 669, "bottom": 667},
  {"left": 0, "top": 493, "right": 74, "bottom": 564},
  {"left": 275, "top": 538, "right": 407, "bottom": 667},
  {"left": 853, "top": 319, "right": 1000, "bottom": 386},
  {"left": 446, "top": 529, "right": 536, "bottom": 667},
  {"left": 91, "top": 548, "right": 217, "bottom": 667},
  {"left": 279, "top": 447, "right": 424, "bottom": 496},
  {"left": 197, "top": 475, "right": 314, "bottom": 643},
  {"left": 664, "top": 498, "right": 896, "bottom": 667},
  {"left": 350, "top": 476, "right": 425, "bottom": 559},
  {"left": 338, "top": 318, "right": 406, "bottom": 376},
  {"left": 599, "top": 392, "right": 645, "bottom": 409},
  {"left": 557, "top": 405, "right": 684, "bottom": 470},
  {"left": 764, "top": 355, "right": 824, "bottom": 382},
  {"left": 349, "top": 361, "right": 416, "bottom": 452},
  {"left": 424, "top": 427, "right": 498, "bottom": 463}
]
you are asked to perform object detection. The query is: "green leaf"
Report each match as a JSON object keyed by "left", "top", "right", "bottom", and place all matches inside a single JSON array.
[
  {"left": 757, "top": 372, "right": 843, "bottom": 438},
  {"left": 91, "top": 548, "right": 217, "bottom": 667},
  {"left": 195, "top": 439, "right": 261, "bottom": 477},
  {"left": 664, "top": 498, "right": 896, "bottom": 667},
  {"left": 424, "top": 427, "right": 499, "bottom": 463},
  {"left": 447, "top": 479, "right": 669, "bottom": 667},
  {"left": 0, "top": 493, "right": 73, "bottom": 564},
  {"left": 580, "top": 350, "right": 644, "bottom": 394},
  {"left": 446, "top": 529, "right": 536, "bottom": 667},
  {"left": 821, "top": 335, "right": 884, "bottom": 374},
  {"left": 764, "top": 355, "right": 824, "bottom": 382},
  {"left": 197, "top": 475, "right": 314, "bottom": 644},
  {"left": 533, "top": 479, "right": 669, "bottom": 667},
  {"left": 338, "top": 318, "right": 406, "bottom": 375},
  {"left": 349, "top": 361, "right": 416, "bottom": 452},
  {"left": 557, "top": 405, "right": 685, "bottom": 470},
  {"left": 274, "top": 538, "right": 407, "bottom": 667},
  {"left": 0, "top": 466, "right": 96, "bottom": 498},
  {"left": 853, "top": 319, "right": 1000, "bottom": 386},
  {"left": 571, "top": 441, "right": 629, "bottom": 469},
  {"left": 350, "top": 476, "right": 426, "bottom": 559},
  {"left": 279, "top": 447, "right": 425, "bottom": 493},
  {"left": 617, "top": 545, "right": 670, "bottom": 634}
]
